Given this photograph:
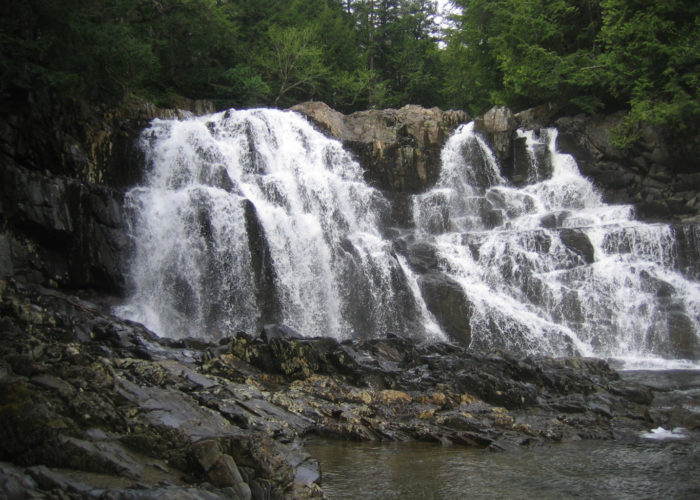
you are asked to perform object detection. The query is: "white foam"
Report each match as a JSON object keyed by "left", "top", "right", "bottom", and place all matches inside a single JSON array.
[
  {"left": 614, "top": 357, "right": 700, "bottom": 371},
  {"left": 412, "top": 125, "right": 700, "bottom": 362},
  {"left": 120, "top": 109, "right": 440, "bottom": 340},
  {"left": 640, "top": 427, "right": 688, "bottom": 440}
]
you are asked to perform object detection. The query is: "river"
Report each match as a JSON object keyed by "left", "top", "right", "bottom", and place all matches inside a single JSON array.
[{"left": 307, "top": 369, "right": 700, "bottom": 499}]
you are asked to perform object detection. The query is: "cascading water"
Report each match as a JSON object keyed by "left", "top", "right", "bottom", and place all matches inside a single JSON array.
[
  {"left": 413, "top": 123, "right": 700, "bottom": 367},
  {"left": 117, "top": 108, "right": 442, "bottom": 341},
  {"left": 118, "top": 107, "right": 699, "bottom": 368}
]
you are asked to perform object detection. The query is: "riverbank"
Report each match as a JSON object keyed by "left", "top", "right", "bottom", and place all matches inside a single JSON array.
[{"left": 1, "top": 279, "right": 682, "bottom": 498}]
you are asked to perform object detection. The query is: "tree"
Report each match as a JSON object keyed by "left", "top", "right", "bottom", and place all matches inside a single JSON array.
[
  {"left": 444, "top": 0, "right": 605, "bottom": 114},
  {"left": 350, "top": 0, "right": 444, "bottom": 107},
  {"left": 0, "top": 0, "right": 158, "bottom": 106},
  {"left": 598, "top": 0, "right": 700, "bottom": 145},
  {"left": 263, "top": 26, "right": 328, "bottom": 106},
  {"left": 441, "top": 0, "right": 504, "bottom": 113}
]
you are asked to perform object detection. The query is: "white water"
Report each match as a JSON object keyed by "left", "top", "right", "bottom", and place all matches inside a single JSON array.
[
  {"left": 641, "top": 427, "right": 689, "bottom": 440},
  {"left": 413, "top": 124, "right": 700, "bottom": 367},
  {"left": 118, "top": 109, "right": 441, "bottom": 341},
  {"left": 118, "top": 109, "right": 699, "bottom": 369}
]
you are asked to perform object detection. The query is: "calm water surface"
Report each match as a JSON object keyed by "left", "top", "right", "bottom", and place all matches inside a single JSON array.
[
  {"left": 306, "top": 437, "right": 699, "bottom": 499},
  {"left": 306, "top": 370, "right": 700, "bottom": 500}
]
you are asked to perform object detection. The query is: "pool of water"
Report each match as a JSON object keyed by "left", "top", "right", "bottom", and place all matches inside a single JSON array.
[
  {"left": 306, "top": 437, "right": 699, "bottom": 499},
  {"left": 306, "top": 370, "right": 700, "bottom": 499}
]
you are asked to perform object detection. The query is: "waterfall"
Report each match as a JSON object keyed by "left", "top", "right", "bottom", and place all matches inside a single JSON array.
[
  {"left": 117, "top": 108, "right": 699, "bottom": 368},
  {"left": 413, "top": 124, "right": 700, "bottom": 367},
  {"left": 117, "top": 109, "right": 442, "bottom": 341}
]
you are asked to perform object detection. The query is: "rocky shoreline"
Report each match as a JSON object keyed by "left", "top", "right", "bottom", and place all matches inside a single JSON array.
[{"left": 0, "top": 279, "right": 674, "bottom": 499}]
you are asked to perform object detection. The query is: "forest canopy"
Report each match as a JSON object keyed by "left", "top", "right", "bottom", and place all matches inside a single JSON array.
[{"left": 1, "top": 0, "right": 698, "bottom": 142}]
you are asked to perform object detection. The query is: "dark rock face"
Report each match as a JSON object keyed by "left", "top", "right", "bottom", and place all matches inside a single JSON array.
[
  {"left": 291, "top": 101, "right": 469, "bottom": 193},
  {"left": 418, "top": 273, "right": 473, "bottom": 345},
  {"left": 559, "top": 229, "right": 596, "bottom": 264},
  {"left": 554, "top": 113, "right": 700, "bottom": 222},
  {"left": 243, "top": 201, "right": 280, "bottom": 324},
  {"left": 0, "top": 94, "right": 214, "bottom": 188},
  {"left": 674, "top": 224, "right": 700, "bottom": 280},
  {"left": 474, "top": 106, "right": 517, "bottom": 165},
  {"left": 0, "top": 160, "right": 128, "bottom": 292},
  {"left": 0, "top": 96, "right": 214, "bottom": 294},
  {"left": 402, "top": 240, "right": 441, "bottom": 274}
]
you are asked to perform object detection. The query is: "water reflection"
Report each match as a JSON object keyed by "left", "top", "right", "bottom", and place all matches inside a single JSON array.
[{"left": 306, "top": 437, "right": 700, "bottom": 499}]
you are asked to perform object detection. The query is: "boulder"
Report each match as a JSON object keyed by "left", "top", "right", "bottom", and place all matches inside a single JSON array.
[
  {"left": 418, "top": 273, "right": 473, "bottom": 345},
  {"left": 403, "top": 240, "right": 441, "bottom": 274},
  {"left": 666, "top": 310, "right": 699, "bottom": 360},
  {"left": 261, "top": 324, "right": 304, "bottom": 343},
  {"left": 559, "top": 229, "right": 595, "bottom": 264},
  {"left": 474, "top": 106, "right": 517, "bottom": 164},
  {"left": 292, "top": 101, "right": 469, "bottom": 193}
]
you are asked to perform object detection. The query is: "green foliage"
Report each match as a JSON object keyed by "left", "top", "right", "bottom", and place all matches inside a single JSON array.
[
  {"left": 444, "top": 0, "right": 698, "bottom": 143},
  {"left": 1, "top": 0, "right": 696, "bottom": 145},
  {"left": 598, "top": 0, "right": 700, "bottom": 145},
  {"left": 0, "top": 0, "right": 448, "bottom": 112},
  {"left": 351, "top": 0, "right": 444, "bottom": 107},
  {"left": 263, "top": 26, "right": 328, "bottom": 106},
  {"left": 0, "top": 0, "right": 158, "bottom": 104},
  {"left": 445, "top": 0, "right": 604, "bottom": 114},
  {"left": 440, "top": 1, "right": 503, "bottom": 113}
]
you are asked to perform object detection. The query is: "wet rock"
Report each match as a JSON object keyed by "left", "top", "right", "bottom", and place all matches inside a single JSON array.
[
  {"left": 403, "top": 240, "right": 441, "bottom": 273},
  {"left": 243, "top": 200, "right": 280, "bottom": 325},
  {"left": 202, "top": 164, "right": 236, "bottom": 192},
  {"left": 192, "top": 440, "right": 251, "bottom": 498},
  {"left": 292, "top": 101, "right": 469, "bottom": 193},
  {"left": 0, "top": 280, "right": 667, "bottom": 499},
  {"left": 559, "top": 229, "right": 595, "bottom": 264},
  {"left": 514, "top": 103, "right": 560, "bottom": 131},
  {"left": 0, "top": 161, "right": 128, "bottom": 292},
  {"left": 475, "top": 106, "right": 517, "bottom": 164},
  {"left": 0, "top": 235, "right": 13, "bottom": 278},
  {"left": 417, "top": 273, "right": 473, "bottom": 346},
  {"left": 538, "top": 213, "right": 559, "bottom": 229},
  {"left": 2, "top": 93, "right": 213, "bottom": 188},
  {"left": 666, "top": 311, "right": 699, "bottom": 360},
  {"left": 0, "top": 281, "right": 322, "bottom": 498},
  {"left": 555, "top": 112, "right": 700, "bottom": 221},
  {"left": 639, "top": 271, "right": 676, "bottom": 298},
  {"left": 261, "top": 324, "right": 304, "bottom": 343},
  {"left": 673, "top": 223, "right": 700, "bottom": 279},
  {"left": 635, "top": 200, "right": 672, "bottom": 221},
  {"left": 508, "top": 135, "right": 532, "bottom": 186}
]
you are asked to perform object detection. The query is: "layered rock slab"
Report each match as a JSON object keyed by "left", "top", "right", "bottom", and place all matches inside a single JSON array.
[
  {"left": 292, "top": 101, "right": 469, "bottom": 193},
  {"left": 0, "top": 280, "right": 675, "bottom": 499}
]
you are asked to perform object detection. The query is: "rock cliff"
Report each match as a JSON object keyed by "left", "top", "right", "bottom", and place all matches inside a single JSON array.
[
  {"left": 472, "top": 103, "right": 700, "bottom": 222},
  {"left": 555, "top": 113, "right": 700, "bottom": 222},
  {"left": 293, "top": 100, "right": 700, "bottom": 223},
  {"left": 0, "top": 96, "right": 213, "bottom": 293},
  {"left": 3, "top": 98, "right": 697, "bottom": 296},
  {"left": 291, "top": 101, "right": 469, "bottom": 193}
]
